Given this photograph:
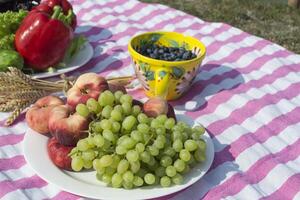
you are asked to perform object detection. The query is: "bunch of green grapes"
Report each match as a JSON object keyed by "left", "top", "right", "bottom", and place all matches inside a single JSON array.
[{"left": 70, "top": 90, "right": 206, "bottom": 189}]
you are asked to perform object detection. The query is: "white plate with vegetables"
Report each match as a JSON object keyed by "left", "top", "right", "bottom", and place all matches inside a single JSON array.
[
  {"left": 30, "top": 41, "right": 93, "bottom": 79},
  {"left": 24, "top": 116, "right": 214, "bottom": 200}
]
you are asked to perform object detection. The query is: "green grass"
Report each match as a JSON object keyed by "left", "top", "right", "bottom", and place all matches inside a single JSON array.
[{"left": 141, "top": 0, "right": 300, "bottom": 54}]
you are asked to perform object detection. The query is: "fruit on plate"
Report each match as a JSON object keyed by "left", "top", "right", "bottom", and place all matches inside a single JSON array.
[
  {"left": 143, "top": 97, "right": 175, "bottom": 118},
  {"left": 26, "top": 95, "right": 64, "bottom": 135},
  {"left": 15, "top": 5, "right": 74, "bottom": 70},
  {"left": 68, "top": 90, "right": 207, "bottom": 188},
  {"left": 48, "top": 137, "right": 73, "bottom": 170},
  {"left": 48, "top": 105, "right": 89, "bottom": 146},
  {"left": 67, "top": 73, "right": 108, "bottom": 108}
]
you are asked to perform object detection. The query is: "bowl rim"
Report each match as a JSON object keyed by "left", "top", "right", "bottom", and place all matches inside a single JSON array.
[{"left": 128, "top": 31, "right": 206, "bottom": 65}]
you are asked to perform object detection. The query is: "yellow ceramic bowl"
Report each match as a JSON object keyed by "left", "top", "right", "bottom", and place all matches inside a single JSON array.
[{"left": 128, "top": 31, "right": 206, "bottom": 100}]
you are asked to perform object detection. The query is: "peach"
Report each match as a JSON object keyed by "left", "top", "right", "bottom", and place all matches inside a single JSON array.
[
  {"left": 48, "top": 105, "right": 89, "bottom": 146},
  {"left": 26, "top": 96, "right": 64, "bottom": 135},
  {"left": 143, "top": 97, "right": 168, "bottom": 118},
  {"left": 67, "top": 73, "right": 108, "bottom": 108}
]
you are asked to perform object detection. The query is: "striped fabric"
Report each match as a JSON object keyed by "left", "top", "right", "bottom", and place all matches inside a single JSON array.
[{"left": 1, "top": 0, "right": 300, "bottom": 199}]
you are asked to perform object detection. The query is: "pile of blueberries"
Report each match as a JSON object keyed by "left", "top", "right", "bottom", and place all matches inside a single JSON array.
[{"left": 137, "top": 44, "right": 197, "bottom": 61}]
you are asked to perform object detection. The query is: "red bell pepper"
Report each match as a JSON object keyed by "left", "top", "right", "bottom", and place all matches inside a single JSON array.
[
  {"left": 34, "top": 0, "right": 77, "bottom": 30},
  {"left": 15, "top": 6, "right": 74, "bottom": 70}
]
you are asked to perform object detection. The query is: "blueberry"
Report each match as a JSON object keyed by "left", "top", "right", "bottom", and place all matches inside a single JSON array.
[
  {"left": 182, "top": 52, "right": 190, "bottom": 60},
  {"left": 164, "top": 47, "right": 169, "bottom": 52},
  {"left": 146, "top": 48, "right": 152, "bottom": 54},
  {"left": 153, "top": 44, "right": 158, "bottom": 49},
  {"left": 158, "top": 49, "right": 164, "bottom": 54},
  {"left": 175, "top": 58, "right": 181, "bottom": 61},
  {"left": 179, "top": 47, "right": 185, "bottom": 53},
  {"left": 150, "top": 53, "right": 158, "bottom": 59}
]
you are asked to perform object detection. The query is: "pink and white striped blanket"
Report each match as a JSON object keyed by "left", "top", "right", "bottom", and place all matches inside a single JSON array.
[{"left": 1, "top": 0, "right": 300, "bottom": 199}]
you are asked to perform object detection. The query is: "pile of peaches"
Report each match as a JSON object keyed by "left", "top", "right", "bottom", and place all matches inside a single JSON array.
[{"left": 26, "top": 72, "right": 176, "bottom": 170}]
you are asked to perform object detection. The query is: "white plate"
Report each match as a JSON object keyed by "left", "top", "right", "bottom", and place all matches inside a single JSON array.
[
  {"left": 23, "top": 114, "right": 214, "bottom": 200},
  {"left": 31, "top": 42, "right": 93, "bottom": 79}
]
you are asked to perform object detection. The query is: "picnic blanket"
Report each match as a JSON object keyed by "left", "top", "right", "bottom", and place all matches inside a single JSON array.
[{"left": 1, "top": 0, "right": 300, "bottom": 199}]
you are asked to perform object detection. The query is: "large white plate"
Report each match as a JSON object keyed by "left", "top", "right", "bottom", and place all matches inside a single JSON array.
[
  {"left": 31, "top": 42, "right": 93, "bottom": 79},
  {"left": 23, "top": 114, "right": 214, "bottom": 200}
]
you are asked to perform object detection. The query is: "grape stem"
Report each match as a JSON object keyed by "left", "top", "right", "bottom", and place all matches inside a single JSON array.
[{"left": 145, "top": 132, "right": 155, "bottom": 146}]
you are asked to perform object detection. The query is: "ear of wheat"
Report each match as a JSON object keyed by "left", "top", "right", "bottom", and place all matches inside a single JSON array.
[{"left": 0, "top": 67, "right": 134, "bottom": 126}]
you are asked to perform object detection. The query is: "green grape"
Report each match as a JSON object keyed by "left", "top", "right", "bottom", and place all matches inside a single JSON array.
[
  {"left": 193, "top": 125, "right": 205, "bottom": 135},
  {"left": 122, "top": 102, "right": 132, "bottom": 115},
  {"left": 132, "top": 105, "right": 141, "bottom": 116},
  {"left": 172, "top": 131, "right": 182, "bottom": 141},
  {"left": 101, "top": 105, "right": 113, "bottom": 119},
  {"left": 172, "top": 174, "right": 183, "bottom": 185},
  {"left": 137, "top": 123, "right": 150, "bottom": 133},
  {"left": 105, "top": 167, "right": 116, "bottom": 176},
  {"left": 93, "top": 159, "right": 101, "bottom": 170},
  {"left": 140, "top": 151, "right": 151, "bottom": 163},
  {"left": 194, "top": 148, "right": 206, "bottom": 162},
  {"left": 173, "top": 159, "right": 185, "bottom": 172},
  {"left": 172, "top": 139, "right": 183, "bottom": 152},
  {"left": 117, "top": 135, "right": 129, "bottom": 145},
  {"left": 100, "top": 119, "right": 112, "bottom": 130},
  {"left": 160, "top": 176, "right": 171, "bottom": 187},
  {"left": 164, "top": 118, "right": 176, "bottom": 129},
  {"left": 182, "top": 164, "right": 190, "bottom": 174},
  {"left": 197, "top": 139, "right": 206, "bottom": 151},
  {"left": 99, "top": 155, "right": 113, "bottom": 167},
  {"left": 130, "top": 161, "right": 140, "bottom": 173},
  {"left": 153, "top": 139, "right": 165, "bottom": 149},
  {"left": 126, "top": 150, "right": 139, "bottom": 162},
  {"left": 114, "top": 105, "right": 123, "bottom": 113},
  {"left": 179, "top": 149, "right": 191, "bottom": 162},
  {"left": 77, "top": 139, "right": 89, "bottom": 151},
  {"left": 144, "top": 173, "right": 156, "bottom": 185},
  {"left": 111, "top": 173, "right": 123, "bottom": 188},
  {"left": 114, "top": 91, "right": 124, "bottom": 103},
  {"left": 133, "top": 176, "right": 144, "bottom": 187},
  {"left": 112, "top": 121, "right": 121, "bottom": 133},
  {"left": 102, "top": 173, "right": 112, "bottom": 184},
  {"left": 111, "top": 109, "right": 122, "bottom": 121},
  {"left": 160, "top": 156, "right": 172, "bottom": 167},
  {"left": 86, "top": 137, "right": 95, "bottom": 148},
  {"left": 121, "top": 137, "right": 136, "bottom": 149},
  {"left": 120, "top": 94, "right": 133, "bottom": 104},
  {"left": 122, "top": 115, "right": 137, "bottom": 131},
  {"left": 157, "top": 114, "right": 167, "bottom": 123},
  {"left": 122, "top": 171, "right": 134, "bottom": 182},
  {"left": 157, "top": 135, "right": 166, "bottom": 143},
  {"left": 131, "top": 130, "right": 143, "bottom": 142},
  {"left": 99, "top": 90, "right": 115, "bottom": 106},
  {"left": 165, "top": 166, "right": 177, "bottom": 177},
  {"left": 94, "top": 122, "right": 102, "bottom": 133},
  {"left": 116, "top": 145, "right": 127, "bottom": 155},
  {"left": 135, "top": 143, "right": 145, "bottom": 153},
  {"left": 136, "top": 169, "right": 147, "bottom": 178},
  {"left": 151, "top": 119, "right": 160, "bottom": 129},
  {"left": 148, "top": 146, "right": 159, "bottom": 156},
  {"left": 83, "top": 160, "right": 93, "bottom": 169},
  {"left": 137, "top": 113, "right": 149, "bottom": 124},
  {"left": 191, "top": 132, "right": 201, "bottom": 140},
  {"left": 82, "top": 149, "right": 95, "bottom": 161},
  {"left": 71, "top": 156, "right": 84, "bottom": 171},
  {"left": 117, "top": 159, "right": 129, "bottom": 174},
  {"left": 122, "top": 181, "right": 133, "bottom": 189},
  {"left": 142, "top": 132, "right": 151, "bottom": 143},
  {"left": 184, "top": 139, "right": 198, "bottom": 151},
  {"left": 155, "top": 166, "right": 166, "bottom": 177},
  {"left": 187, "top": 155, "right": 196, "bottom": 166},
  {"left": 76, "top": 103, "right": 90, "bottom": 118},
  {"left": 111, "top": 155, "right": 121, "bottom": 169},
  {"left": 148, "top": 156, "right": 156, "bottom": 166},
  {"left": 156, "top": 126, "right": 166, "bottom": 135},
  {"left": 182, "top": 132, "right": 189, "bottom": 141},
  {"left": 163, "top": 146, "right": 176, "bottom": 157},
  {"left": 103, "top": 129, "right": 115, "bottom": 143},
  {"left": 102, "top": 139, "right": 111, "bottom": 151},
  {"left": 86, "top": 98, "right": 101, "bottom": 113}
]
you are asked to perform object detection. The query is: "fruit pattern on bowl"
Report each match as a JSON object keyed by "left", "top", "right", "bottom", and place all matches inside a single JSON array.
[{"left": 128, "top": 32, "right": 206, "bottom": 100}]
